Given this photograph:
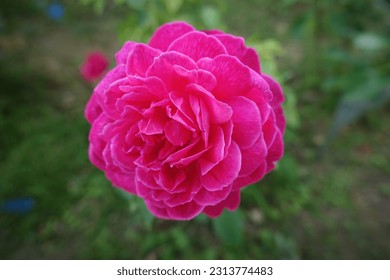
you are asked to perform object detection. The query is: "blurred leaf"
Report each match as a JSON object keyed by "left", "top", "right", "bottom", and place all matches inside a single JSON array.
[
  {"left": 163, "top": 0, "right": 183, "bottom": 14},
  {"left": 117, "top": 190, "right": 154, "bottom": 230},
  {"left": 125, "top": 0, "right": 146, "bottom": 10},
  {"left": 213, "top": 210, "right": 244, "bottom": 247},
  {"left": 200, "top": 6, "right": 223, "bottom": 29},
  {"left": 284, "top": 87, "right": 300, "bottom": 129},
  {"left": 324, "top": 70, "right": 390, "bottom": 147},
  {"left": 354, "top": 33, "right": 387, "bottom": 53}
]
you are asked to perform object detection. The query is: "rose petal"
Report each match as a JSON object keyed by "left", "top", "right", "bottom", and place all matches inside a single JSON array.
[
  {"left": 227, "top": 96, "right": 261, "bottom": 149},
  {"left": 85, "top": 93, "right": 102, "bottom": 124},
  {"left": 189, "top": 95, "right": 210, "bottom": 145},
  {"left": 203, "top": 190, "right": 240, "bottom": 218},
  {"left": 239, "top": 135, "right": 267, "bottom": 177},
  {"left": 186, "top": 83, "right": 233, "bottom": 124},
  {"left": 166, "top": 200, "right": 204, "bottom": 220},
  {"left": 199, "top": 125, "right": 225, "bottom": 175},
  {"left": 168, "top": 31, "right": 227, "bottom": 62},
  {"left": 266, "top": 128, "right": 284, "bottom": 173},
  {"left": 262, "top": 74, "right": 285, "bottom": 107},
  {"left": 126, "top": 43, "right": 162, "bottom": 76},
  {"left": 213, "top": 34, "right": 261, "bottom": 73},
  {"left": 198, "top": 55, "right": 252, "bottom": 100},
  {"left": 194, "top": 184, "right": 232, "bottom": 206},
  {"left": 202, "top": 141, "right": 241, "bottom": 191},
  {"left": 232, "top": 162, "right": 267, "bottom": 190},
  {"left": 165, "top": 120, "right": 192, "bottom": 146},
  {"left": 115, "top": 41, "right": 136, "bottom": 64},
  {"left": 94, "top": 64, "right": 126, "bottom": 101},
  {"left": 146, "top": 52, "right": 197, "bottom": 91},
  {"left": 149, "top": 21, "right": 195, "bottom": 51}
]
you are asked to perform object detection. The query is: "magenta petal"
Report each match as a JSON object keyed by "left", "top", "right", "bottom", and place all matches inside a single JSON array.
[
  {"left": 136, "top": 168, "right": 161, "bottom": 190},
  {"left": 203, "top": 29, "right": 224, "bottom": 35},
  {"left": 94, "top": 65, "right": 126, "bottom": 101},
  {"left": 194, "top": 184, "right": 232, "bottom": 206},
  {"left": 233, "top": 162, "right": 267, "bottom": 190},
  {"left": 107, "top": 171, "right": 137, "bottom": 194},
  {"left": 266, "top": 128, "right": 284, "bottom": 172},
  {"left": 165, "top": 120, "right": 192, "bottom": 146},
  {"left": 186, "top": 84, "right": 232, "bottom": 124},
  {"left": 263, "top": 110, "right": 277, "bottom": 148},
  {"left": 198, "top": 55, "right": 252, "bottom": 100},
  {"left": 203, "top": 190, "right": 240, "bottom": 218},
  {"left": 242, "top": 47, "right": 261, "bottom": 73},
  {"left": 262, "top": 74, "right": 285, "bottom": 107},
  {"left": 85, "top": 93, "right": 102, "bottom": 124},
  {"left": 262, "top": 74, "right": 286, "bottom": 133},
  {"left": 166, "top": 200, "right": 204, "bottom": 220},
  {"left": 88, "top": 144, "right": 105, "bottom": 170},
  {"left": 149, "top": 21, "right": 195, "bottom": 51},
  {"left": 115, "top": 41, "right": 137, "bottom": 64},
  {"left": 239, "top": 135, "right": 267, "bottom": 177},
  {"left": 144, "top": 199, "right": 170, "bottom": 219},
  {"left": 126, "top": 44, "right": 161, "bottom": 76},
  {"left": 213, "top": 34, "right": 261, "bottom": 73},
  {"left": 202, "top": 141, "right": 241, "bottom": 191},
  {"left": 146, "top": 52, "right": 197, "bottom": 90},
  {"left": 168, "top": 31, "right": 227, "bottom": 62},
  {"left": 197, "top": 69, "right": 217, "bottom": 91},
  {"left": 227, "top": 96, "right": 261, "bottom": 149}
]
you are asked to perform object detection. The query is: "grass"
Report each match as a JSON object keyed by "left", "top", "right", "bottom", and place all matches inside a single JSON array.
[{"left": 0, "top": 1, "right": 389, "bottom": 259}]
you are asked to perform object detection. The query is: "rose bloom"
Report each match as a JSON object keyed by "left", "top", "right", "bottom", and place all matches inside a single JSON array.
[
  {"left": 80, "top": 51, "right": 109, "bottom": 82},
  {"left": 85, "top": 21, "right": 285, "bottom": 220}
]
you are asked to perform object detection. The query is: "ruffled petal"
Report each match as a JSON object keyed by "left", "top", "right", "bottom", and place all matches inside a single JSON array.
[
  {"left": 166, "top": 200, "right": 204, "bottom": 220},
  {"left": 149, "top": 21, "right": 195, "bottom": 51},
  {"left": 202, "top": 141, "right": 241, "bottom": 191},
  {"left": 146, "top": 51, "right": 197, "bottom": 91},
  {"left": 115, "top": 41, "right": 137, "bottom": 64},
  {"left": 239, "top": 135, "right": 267, "bottom": 177},
  {"left": 168, "top": 31, "right": 227, "bottom": 62},
  {"left": 194, "top": 184, "right": 232, "bottom": 206},
  {"left": 198, "top": 55, "right": 252, "bottom": 100},
  {"left": 203, "top": 190, "right": 240, "bottom": 218},
  {"left": 227, "top": 96, "right": 261, "bottom": 149},
  {"left": 126, "top": 43, "right": 162, "bottom": 76},
  {"left": 213, "top": 34, "right": 260, "bottom": 73}
]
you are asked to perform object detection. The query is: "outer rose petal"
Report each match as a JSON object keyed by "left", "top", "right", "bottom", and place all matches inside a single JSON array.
[
  {"left": 168, "top": 31, "right": 227, "bottom": 62},
  {"left": 149, "top": 21, "right": 195, "bottom": 51},
  {"left": 227, "top": 96, "right": 262, "bottom": 149},
  {"left": 262, "top": 74, "right": 286, "bottom": 133},
  {"left": 213, "top": 34, "right": 261, "bottom": 73},
  {"left": 126, "top": 44, "right": 161, "bottom": 77},
  {"left": 203, "top": 190, "right": 241, "bottom": 218},
  {"left": 115, "top": 41, "right": 136, "bottom": 64},
  {"left": 85, "top": 93, "right": 102, "bottom": 124},
  {"left": 198, "top": 55, "right": 252, "bottom": 100},
  {"left": 239, "top": 135, "right": 267, "bottom": 177}
]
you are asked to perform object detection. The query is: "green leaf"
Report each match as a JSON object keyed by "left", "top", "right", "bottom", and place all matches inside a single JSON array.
[
  {"left": 354, "top": 33, "right": 387, "bottom": 53},
  {"left": 212, "top": 210, "right": 244, "bottom": 247},
  {"left": 163, "top": 0, "right": 183, "bottom": 14},
  {"left": 200, "top": 6, "right": 223, "bottom": 29},
  {"left": 324, "top": 70, "right": 390, "bottom": 147}
]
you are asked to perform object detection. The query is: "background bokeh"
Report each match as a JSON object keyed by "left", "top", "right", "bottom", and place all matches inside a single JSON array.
[{"left": 1, "top": 0, "right": 389, "bottom": 259}]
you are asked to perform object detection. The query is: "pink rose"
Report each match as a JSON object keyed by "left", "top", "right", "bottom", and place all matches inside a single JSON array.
[
  {"left": 80, "top": 51, "right": 109, "bottom": 82},
  {"left": 85, "top": 21, "right": 285, "bottom": 220}
]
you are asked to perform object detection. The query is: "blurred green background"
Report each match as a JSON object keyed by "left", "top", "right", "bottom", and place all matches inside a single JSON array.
[{"left": 1, "top": 0, "right": 389, "bottom": 259}]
